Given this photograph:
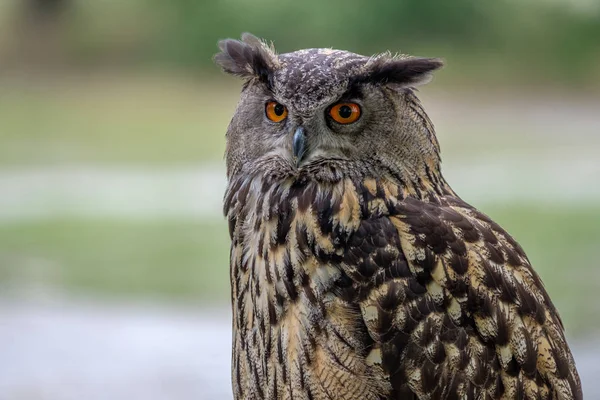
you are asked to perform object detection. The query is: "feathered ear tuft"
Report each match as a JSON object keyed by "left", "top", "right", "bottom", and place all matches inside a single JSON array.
[
  {"left": 358, "top": 56, "right": 444, "bottom": 87},
  {"left": 214, "top": 33, "right": 278, "bottom": 87}
]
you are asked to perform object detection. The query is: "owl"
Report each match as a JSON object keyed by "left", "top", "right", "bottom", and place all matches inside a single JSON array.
[{"left": 215, "top": 33, "right": 582, "bottom": 400}]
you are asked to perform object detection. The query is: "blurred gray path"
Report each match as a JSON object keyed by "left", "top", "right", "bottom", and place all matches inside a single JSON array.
[
  {"left": 0, "top": 299, "right": 598, "bottom": 400},
  {"left": 1, "top": 151, "right": 599, "bottom": 221},
  {"left": 0, "top": 299, "right": 232, "bottom": 400}
]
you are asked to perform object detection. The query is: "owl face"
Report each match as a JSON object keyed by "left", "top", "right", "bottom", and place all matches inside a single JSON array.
[{"left": 216, "top": 34, "right": 443, "bottom": 180}]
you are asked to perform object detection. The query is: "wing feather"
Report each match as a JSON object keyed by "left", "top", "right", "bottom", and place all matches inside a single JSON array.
[{"left": 336, "top": 178, "right": 582, "bottom": 399}]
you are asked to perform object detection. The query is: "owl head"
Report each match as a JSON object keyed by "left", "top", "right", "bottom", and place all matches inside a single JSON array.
[{"left": 215, "top": 33, "right": 444, "bottom": 187}]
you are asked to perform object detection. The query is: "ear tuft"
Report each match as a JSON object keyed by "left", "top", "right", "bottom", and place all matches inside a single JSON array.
[
  {"left": 214, "top": 33, "right": 278, "bottom": 86},
  {"left": 361, "top": 56, "right": 444, "bottom": 87}
]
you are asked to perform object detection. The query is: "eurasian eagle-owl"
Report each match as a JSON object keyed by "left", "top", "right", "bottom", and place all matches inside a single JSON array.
[{"left": 215, "top": 33, "right": 582, "bottom": 400}]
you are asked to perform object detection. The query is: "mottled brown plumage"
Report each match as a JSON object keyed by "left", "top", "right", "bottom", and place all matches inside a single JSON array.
[{"left": 216, "top": 33, "right": 582, "bottom": 400}]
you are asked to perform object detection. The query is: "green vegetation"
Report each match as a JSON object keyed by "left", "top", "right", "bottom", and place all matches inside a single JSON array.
[
  {"left": 0, "top": 205, "right": 598, "bottom": 336},
  {"left": 0, "top": 76, "right": 236, "bottom": 165},
  {"left": 15, "top": 0, "right": 600, "bottom": 87},
  {"left": 2, "top": 1, "right": 599, "bottom": 87},
  {"left": 0, "top": 218, "right": 230, "bottom": 304}
]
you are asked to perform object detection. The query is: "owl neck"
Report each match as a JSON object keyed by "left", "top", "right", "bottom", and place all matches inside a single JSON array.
[
  {"left": 391, "top": 89, "right": 447, "bottom": 197},
  {"left": 224, "top": 163, "right": 454, "bottom": 250},
  {"left": 227, "top": 154, "right": 452, "bottom": 206}
]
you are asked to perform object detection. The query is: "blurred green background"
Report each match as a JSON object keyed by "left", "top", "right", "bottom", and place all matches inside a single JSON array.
[{"left": 0, "top": 0, "right": 599, "bottom": 334}]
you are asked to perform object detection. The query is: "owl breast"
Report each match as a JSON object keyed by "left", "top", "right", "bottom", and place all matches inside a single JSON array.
[
  {"left": 225, "top": 172, "right": 401, "bottom": 400},
  {"left": 225, "top": 167, "right": 582, "bottom": 400}
]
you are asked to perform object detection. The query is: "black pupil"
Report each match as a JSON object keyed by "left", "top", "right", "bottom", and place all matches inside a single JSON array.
[
  {"left": 338, "top": 105, "right": 353, "bottom": 119},
  {"left": 274, "top": 103, "right": 285, "bottom": 116}
]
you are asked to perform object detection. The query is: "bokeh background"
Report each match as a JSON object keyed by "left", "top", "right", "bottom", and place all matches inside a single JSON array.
[{"left": 0, "top": 0, "right": 599, "bottom": 398}]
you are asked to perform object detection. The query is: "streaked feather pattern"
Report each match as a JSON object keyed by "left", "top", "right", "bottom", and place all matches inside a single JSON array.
[{"left": 224, "top": 169, "right": 582, "bottom": 400}]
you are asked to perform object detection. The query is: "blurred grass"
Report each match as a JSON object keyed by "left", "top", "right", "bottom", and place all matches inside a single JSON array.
[
  {"left": 5, "top": 0, "right": 594, "bottom": 88},
  {"left": 0, "top": 205, "right": 598, "bottom": 336},
  {"left": 0, "top": 75, "right": 236, "bottom": 166},
  {"left": 0, "top": 218, "right": 230, "bottom": 305}
]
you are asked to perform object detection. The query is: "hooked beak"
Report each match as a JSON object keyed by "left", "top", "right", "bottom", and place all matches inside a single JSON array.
[{"left": 292, "top": 127, "right": 306, "bottom": 165}]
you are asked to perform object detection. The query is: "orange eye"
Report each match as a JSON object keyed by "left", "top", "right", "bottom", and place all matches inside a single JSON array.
[
  {"left": 329, "top": 102, "right": 361, "bottom": 124},
  {"left": 265, "top": 101, "right": 288, "bottom": 122}
]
